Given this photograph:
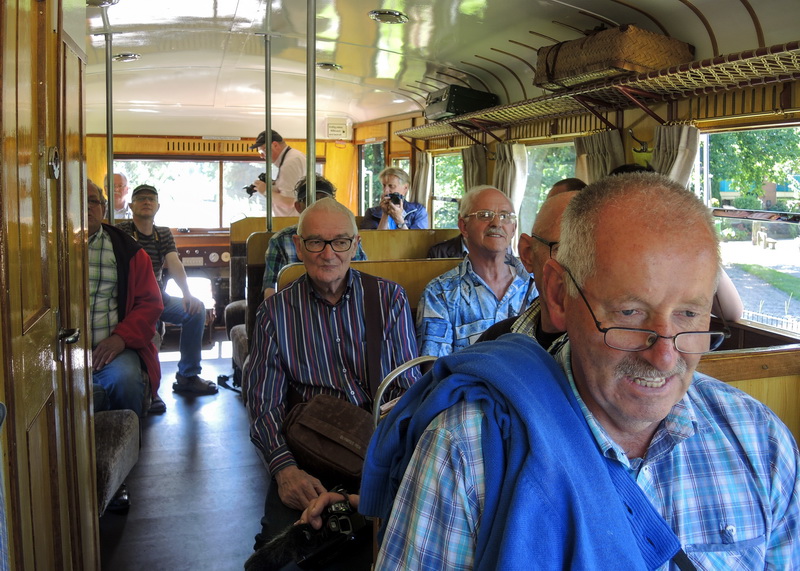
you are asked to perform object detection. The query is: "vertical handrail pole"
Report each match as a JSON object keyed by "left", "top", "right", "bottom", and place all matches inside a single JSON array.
[
  {"left": 306, "top": 0, "right": 317, "bottom": 205},
  {"left": 104, "top": 22, "right": 115, "bottom": 222}
]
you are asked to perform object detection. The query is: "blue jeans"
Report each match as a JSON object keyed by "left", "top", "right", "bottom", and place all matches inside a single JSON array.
[
  {"left": 92, "top": 349, "right": 146, "bottom": 417},
  {"left": 161, "top": 294, "right": 205, "bottom": 378}
]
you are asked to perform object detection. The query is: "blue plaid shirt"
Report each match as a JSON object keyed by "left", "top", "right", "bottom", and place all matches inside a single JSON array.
[
  {"left": 416, "top": 255, "right": 536, "bottom": 357},
  {"left": 377, "top": 341, "right": 800, "bottom": 569}
]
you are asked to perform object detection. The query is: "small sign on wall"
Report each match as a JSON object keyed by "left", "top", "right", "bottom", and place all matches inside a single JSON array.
[{"left": 325, "top": 118, "right": 352, "bottom": 140}]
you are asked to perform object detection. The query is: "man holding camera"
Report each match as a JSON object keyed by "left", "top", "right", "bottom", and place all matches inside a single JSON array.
[
  {"left": 249, "top": 129, "right": 307, "bottom": 217},
  {"left": 359, "top": 167, "right": 428, "bottom": 230}
]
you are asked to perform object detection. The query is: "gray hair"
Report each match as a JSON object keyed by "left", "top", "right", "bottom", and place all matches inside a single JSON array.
[
  {"left": 459, "top": 185, "right": 506, "bottom": 218},
  {"left": 378, "top": 167, "right": 411, "bottom": 187},
  {"left": 297, "top": 197, "right": 358, "bottom": 236},
  {"left": 558, "top": 172, "right": 719, "bottom": 295}
]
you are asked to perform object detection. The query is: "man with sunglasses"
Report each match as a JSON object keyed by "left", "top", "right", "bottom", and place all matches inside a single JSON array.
[
  {"left": 361, "top": 173, "right": 799, "bottom": 569},
  {"left": 245, "top": 197, "right": 421, "bottom": 549},
  {"left": 416, "top": 185, "right": 537, "bottom": 357}
]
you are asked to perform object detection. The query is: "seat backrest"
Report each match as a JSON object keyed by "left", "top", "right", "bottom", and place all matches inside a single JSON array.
[
  {"left": 697, "top": 343, "right": 800, "bottom": 441},
  {"left": 229, "top": 218, "right": 296, "bottom": 300},
  {"left": 358, "top": 228, "right": 461, "bottom": 261},
  {"left": 276, "top": 258, "right": 462, "bottom": 314},
  {"left": 244, "top": 231, "right": 274, "bottom": 338}
]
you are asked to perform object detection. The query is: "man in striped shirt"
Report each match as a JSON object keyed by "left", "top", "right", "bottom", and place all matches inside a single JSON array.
[{"left": 245, "top": 197, "right": 421, "bottom": 548}]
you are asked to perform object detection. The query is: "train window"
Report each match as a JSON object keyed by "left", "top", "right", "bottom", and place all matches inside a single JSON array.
[
  {"left": 518, "top": 143, "right": 577, "bottom": 236},
  {"left": 701, "top": 127, "right": 800, "bottom": 336},
  {"left": 431, "top": 153, "right": 464, "bottom": 228},
  {"left": 360, "top": 142, "right": 386, "bottom": 214},
  {"left": 115, "top": 159, "right": 266, "bottom": 227}
]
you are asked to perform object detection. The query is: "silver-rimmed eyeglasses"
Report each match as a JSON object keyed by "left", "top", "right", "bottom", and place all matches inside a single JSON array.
[
  {"left": 530, "top": 232, "right": 558, "bottom": 257},
  {"left": 463, "top": 210, "right": 517, "bottom": 224},
  {"left": 301, "top": 237, "right": 355, "bottom": 253},
  {"left": 562, "top": 266, "right": 730, "bottom": 354}
]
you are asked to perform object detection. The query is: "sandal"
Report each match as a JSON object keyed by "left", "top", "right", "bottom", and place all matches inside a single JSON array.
[
  {"left": 173, "top": 374, "right": 218, "bottom": 395},
  {"left": 149, "top": 393, "right": 167, "bottom": 414}
]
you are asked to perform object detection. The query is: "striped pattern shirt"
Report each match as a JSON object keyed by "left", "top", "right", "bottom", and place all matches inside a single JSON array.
[
  {"left": 88, "top": 228, "right": 120, "bottom": 346},
  {"left": 262, "top": 225, "right": 367, "bottom": 292},
  {"left": 116, "top": 221, "right": 176, "bottom": 289},
  {"left": 416, "top": 255, "right": 537, "bottom": 357},
  {"left": 245, "top": 269, "right": 421, "bottom": 474},
  {"left": 378, "top": 340, "right": 800, "bottom": 569}
]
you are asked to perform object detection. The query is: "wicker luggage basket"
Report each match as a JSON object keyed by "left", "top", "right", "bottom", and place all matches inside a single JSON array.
[{"left": 534, "top": 25, "right": 694, "bottom": 90}]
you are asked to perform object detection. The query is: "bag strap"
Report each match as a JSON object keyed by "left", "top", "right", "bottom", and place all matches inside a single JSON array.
[{"left": 360, "top": 272, "right": 383, "bottom": 398}]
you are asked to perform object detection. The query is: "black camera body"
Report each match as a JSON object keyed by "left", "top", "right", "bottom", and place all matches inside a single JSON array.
[
  {"left": 244, "top": 172, "right": 267, "bottom": 196},
  {"left": 387, "top": 192, "right": 403, "bottom": 205},
  {"left": 245, "top": 497, "right": 368, "bottom": 571}
]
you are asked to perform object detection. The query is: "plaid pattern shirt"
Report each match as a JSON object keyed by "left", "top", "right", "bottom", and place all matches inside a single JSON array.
[
  {"left": 88, "top": 228, "right": 120, "bottom": 346},
  {"left": 377, "top": 340, "right": 800, "bottom": 569},
  {"left": 261, "top": 225, "right": 367, "bottom": 292}
]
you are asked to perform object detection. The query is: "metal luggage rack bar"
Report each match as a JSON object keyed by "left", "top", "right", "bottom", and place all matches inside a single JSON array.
[{"left": 397, "top": 41, "right": 800, "bottom": 141}]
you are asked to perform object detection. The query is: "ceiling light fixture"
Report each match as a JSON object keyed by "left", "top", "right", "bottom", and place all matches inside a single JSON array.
[
  {"left": 86, "top": 0, "right": 120, "bottom": 6},
  {"left": 112, "top": 52, "right": 141, "bottom": 62},
  {"left": 316, "top": 62, "right": 342, "bottom": 71},
  {"left": 368, "top": 9, "right": 409, "bottom": 24}
]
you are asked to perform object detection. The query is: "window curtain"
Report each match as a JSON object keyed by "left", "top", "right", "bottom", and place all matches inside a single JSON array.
[
  {"left": 492, "top": 142, "right": 528, "bottom": 215},
  {"left": 651, "top": 124, "right": 700, "bottom": 186},
  {"left": 411, "top": 150, "right": 432, "bottom": 208},
  {"left": 462, "top": 144, "right": 487, "bottom": 190},
  {"left": 574, "top": 130, "right": 625, "bottom": 183}
]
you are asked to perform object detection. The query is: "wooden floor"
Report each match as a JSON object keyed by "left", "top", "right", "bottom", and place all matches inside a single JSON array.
[{"left": 99, "top": 329, "right": 270, "bottom": 570}]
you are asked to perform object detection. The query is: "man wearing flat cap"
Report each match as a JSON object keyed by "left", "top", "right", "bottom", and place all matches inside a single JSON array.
[{"left": 249, "top": 129, "right": 307, "bottom": 217}]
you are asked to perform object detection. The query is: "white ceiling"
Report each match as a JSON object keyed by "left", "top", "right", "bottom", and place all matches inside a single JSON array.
[{"left": 85, "top": 0, "right": 800, "bottom": 140}]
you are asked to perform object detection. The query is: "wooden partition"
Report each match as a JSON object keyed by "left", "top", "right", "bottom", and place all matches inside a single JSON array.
[
  {"left": 358, "top": 228, "right": 461, "bottom": 260},
  {"left": 243, "top": 232, "right": 274, "bottom": 337},
  {"left": 697, "top": 344, "right": 800, "bottom": 441},
  {"left": 277, "top": 258, "right": 462, "bottom": 312},
  {"left": 228, "top": 218, "right": 296, "bottom": 300}
]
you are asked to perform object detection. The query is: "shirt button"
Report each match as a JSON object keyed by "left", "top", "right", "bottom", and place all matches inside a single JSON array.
[
  {"left": 336, "top": 338, "right": 340, "bottom": 342},
  {"left": 342, "top": 368, "right": 346, "bottom": 373}
]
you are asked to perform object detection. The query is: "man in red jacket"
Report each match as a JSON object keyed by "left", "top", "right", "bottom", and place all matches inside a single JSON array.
[{"left": 87, "top": 179, "right": 163, "bottom": 416}]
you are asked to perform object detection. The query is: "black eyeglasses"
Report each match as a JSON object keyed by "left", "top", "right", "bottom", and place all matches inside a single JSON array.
[
  {"left": 562, "top": 266, "right": 730, "bottom": 354},
  {"left": 300, "top": 237, "right": 355, "bottom": 253},
  {"left": 463, "top": 210, "right": 517, "bottom": 224},
  {"left": 530, "top": 232, "right": 558, "bottom": 257}
]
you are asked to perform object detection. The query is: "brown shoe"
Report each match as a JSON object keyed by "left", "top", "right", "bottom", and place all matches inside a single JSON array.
[
  {"left": 173, "top": 374, "right": 218, "bottom": 395},
  {"left": 149, "top": 393, "right": 166, "bottom": 414}
]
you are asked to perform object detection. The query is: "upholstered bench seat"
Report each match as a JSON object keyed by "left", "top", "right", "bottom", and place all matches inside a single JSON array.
[{"left": 95, "top": 410, "right": 140, "bottom": 516}]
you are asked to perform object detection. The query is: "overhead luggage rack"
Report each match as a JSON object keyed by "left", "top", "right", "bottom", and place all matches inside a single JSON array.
[{"left": 397, "top": 41, "right": 800, "bottom": 141}]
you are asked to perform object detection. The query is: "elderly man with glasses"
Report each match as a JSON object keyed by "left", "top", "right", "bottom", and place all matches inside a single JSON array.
[
  {"left": 416, "top": 185, "right": 537, "bottom": 357},
  {"left": 244, "top": 197, "right": 421, "bottom": 549},
  {"left": 360, "top": 172, "right": 799, "bottom": 569}
]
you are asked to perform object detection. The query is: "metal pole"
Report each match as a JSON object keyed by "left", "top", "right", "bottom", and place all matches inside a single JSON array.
[
  {"left": 306, "top": 0, "right": 316, "bottom": 205},
  {"left": 263, "top": 30, "right": 273, "bottom": 231},
  {"left": 104, "top": 21, "right": 115, "bottom": 223}
]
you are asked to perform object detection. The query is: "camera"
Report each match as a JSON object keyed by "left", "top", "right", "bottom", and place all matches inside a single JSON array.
[
  {"left": 387, "top": 192, "right": 403, "bottom": 205},
  {"left": 244, "top": 172, "right": 267, "bottom": 196}
]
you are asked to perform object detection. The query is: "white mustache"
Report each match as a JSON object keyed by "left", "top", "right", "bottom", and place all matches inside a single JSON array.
[{"left": 615, "top": 356, "right": 688, "bottom": 380}]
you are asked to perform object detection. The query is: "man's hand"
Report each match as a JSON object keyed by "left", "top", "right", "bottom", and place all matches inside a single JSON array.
[
  {"left": 182, "top": 294, "right": 205, "bottom": 315},
  {"left": 254, "top": 177, "right": 267, "bottom": 197},
  {"left": 92, "top": 334, "right": 126, "bottom": 371},
  {"left": 275, "top": 465, "right": 327, "bottom": 510},
  {"left": 380, "top": 195, "right": 406, "bottom": 227},
  {"left": 297, "top": 490, "right": 360, "bottom": 530}
]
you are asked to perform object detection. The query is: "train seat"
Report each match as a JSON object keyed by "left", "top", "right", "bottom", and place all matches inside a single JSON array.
[{"left": 95, "top": 409, "right": 140, "bottom": 516}]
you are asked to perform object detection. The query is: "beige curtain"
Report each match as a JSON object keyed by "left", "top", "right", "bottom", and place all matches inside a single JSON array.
[
  {"left": 462, "top": 144, "right": 487, "bottom": 189},
  {"left": 412, "top": 150, "right": 432, "bottom": 207},
  {"left": 574, "top": 130, "right": 625, "bottom": 183},
  {"left": 651, "top": 124, "right": 700, "bottom": 186},
  {"left": 492, "top": 142, "right": 528, "bottom": 214}
]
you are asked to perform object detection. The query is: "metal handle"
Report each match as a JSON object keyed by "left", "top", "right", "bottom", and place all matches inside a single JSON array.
[
  {"left": 58, "top": 328, "right": 81, "bottom": 344},
  {"left": 373, "top": 355, "right": 437, "bottom": 427},
  {"left": 47, "top": 146, "right": 61, "bottom": 180}
]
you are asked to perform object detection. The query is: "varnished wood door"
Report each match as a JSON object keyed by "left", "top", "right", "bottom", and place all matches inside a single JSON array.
[{"left": 0, "top": 0, "right": 94, "bottom": 567}]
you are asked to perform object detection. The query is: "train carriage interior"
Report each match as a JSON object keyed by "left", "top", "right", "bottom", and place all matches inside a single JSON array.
[{"left": 1, "top": 0, "right": 800, "bottom": 568}]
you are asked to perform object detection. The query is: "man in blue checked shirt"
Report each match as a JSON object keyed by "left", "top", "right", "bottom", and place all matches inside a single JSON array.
[
  {"left": 245, "top": 197, "right": 421, "bottom": 552},
  {"left": 359, "top": 172, "right": 799, "bottom": 569},
  {"left": 416, "top": 185, "right": 537, "bottom": 357}
]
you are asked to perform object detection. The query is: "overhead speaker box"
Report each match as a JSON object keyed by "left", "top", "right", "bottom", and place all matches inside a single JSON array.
[{"left": 425, "top": 86, "right": 499, "bottom": 121}]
